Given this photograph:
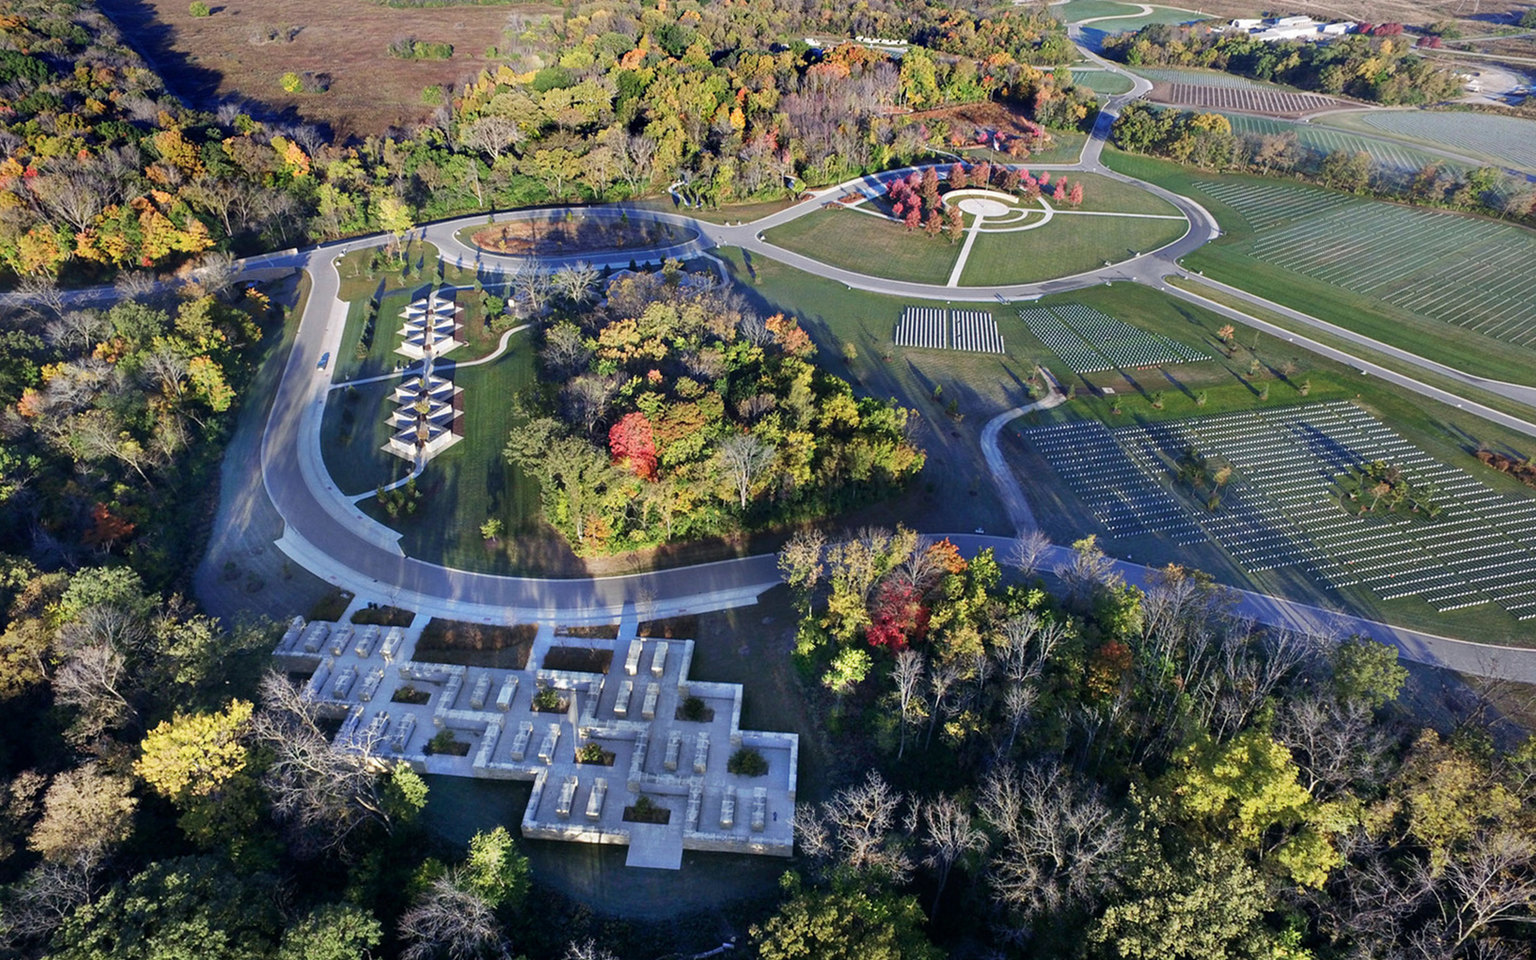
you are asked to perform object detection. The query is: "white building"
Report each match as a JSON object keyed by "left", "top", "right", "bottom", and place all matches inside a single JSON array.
[
  {"left": 1228, "top": 15, "right": 1356, "bottom": 42},
  {"left": 273, "top": 617, "right": 799, "bottom": 870}
]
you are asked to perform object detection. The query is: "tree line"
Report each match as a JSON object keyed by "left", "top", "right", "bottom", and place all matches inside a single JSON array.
[
  {"left": 1104, "top": 22, "right": 1463, "bottom": 105},
  {"left": 1110, "top": 103, "right": 1536, "bottom": 223}
]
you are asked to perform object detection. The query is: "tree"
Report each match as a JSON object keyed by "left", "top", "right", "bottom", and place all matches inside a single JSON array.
[
  {"left": 919, "top": 793, "right": 988, "bottom": 917},
  {"left": 135, "top": 700, "right": 253, "bottom": 801},
  {"left": 608, "top": 412, "right": 658, "bottom": 480},
  {"left": 277, "top": 904, "right": 384, "bottom": 960},
  {"left": 48, "top": 856, "right": 282, "bottom": 960},
  {"left": 823, "top": 646, "right": 872, "bottom": 697},
  {"left": 717, "top": 431, "right": 774, "bottom": 509},
  {"left": 893, "top": 649, "right": 925, "bottom": 760},
  {"left": 399, "top": 877, "right": 510, "bottom": 960},
  {"left": 458, "top": 114, "right": 522, "bottom": 163},
  {"left": 779, "top": 529, "right": 827, "bottom": 615},
  {"left": 1088, "top": 843, "right": 1275, "bottom": 960},
  {"left": 1328, "top": 637, "right": 1406, "bottom": 710},
  {"left": 253, "top": 672, "right": 423, "bottom": 856},
  {"left": 980, "top": 762, "right": 1126, "bottom": 920},
  {"left": 1008, "top": 530, "right": 1053, "bottom": 580},
  {"left": 374, "top": 192, "right": 415, "bottom": 253},
  {"left": 551, "top": 262, "right": 600, "bottom": 306},
  {"left": 795, "top": 771, "right": 913, "bottom": 884},
  {"left": 461, "top": 826, "right": 530, "bottom": 910},
  {"left": 29, "top": 763, "right": 137, "bottom": 869},
  {"left": 751, "top": 874, "right": 942, "bottom": 960}
]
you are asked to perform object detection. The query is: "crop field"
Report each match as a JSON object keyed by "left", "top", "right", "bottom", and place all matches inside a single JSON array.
[
  {"left": 1159, "top": 83, "right": 1344, "bottom": 115},
  {"left": 1346, "top": 111, "right": 1536, "bottom": 173},
  {"left": 1026, "top": 401, "right": 1536, "bottom": 618},
  {"left": 1192, "top": 181, "right": 1536, "bottom": 346}
]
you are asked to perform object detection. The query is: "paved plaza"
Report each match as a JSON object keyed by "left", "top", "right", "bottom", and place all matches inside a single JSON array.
[{"left": 273, "top": 611, "right": 798, "bottom": 869}]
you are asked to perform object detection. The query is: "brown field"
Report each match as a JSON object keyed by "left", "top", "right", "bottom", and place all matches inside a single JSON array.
[
  {"left": 98, "top": 0, "right": 558, "bottom": 137},
  {"left": 1149, "top": 81, "right": 1352, "bottom": 117},
  {"left": 468, "top": 217, "right": 692, "bottom": 256}
]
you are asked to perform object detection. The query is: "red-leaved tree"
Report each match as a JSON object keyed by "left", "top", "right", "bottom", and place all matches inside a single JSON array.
[
  {"left": 609, "top": 412, "right": 658, "bottom": 481},
  {"left": 866, "top": 581, "right": 931, "bottom": 652}
]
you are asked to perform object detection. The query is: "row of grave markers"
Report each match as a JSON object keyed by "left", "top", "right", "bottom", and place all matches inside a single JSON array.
[{"left": 894, "top": 307, "right": 1005, "bottom": 354}]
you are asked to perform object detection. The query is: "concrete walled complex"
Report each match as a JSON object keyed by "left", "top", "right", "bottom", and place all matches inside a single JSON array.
[{"left": 273, "top": 615, "right": 797, "bottom": 870}]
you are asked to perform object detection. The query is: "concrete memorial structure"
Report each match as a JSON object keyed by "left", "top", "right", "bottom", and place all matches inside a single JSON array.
[{"left": 273, "top": 615, "right": 798, "bottom": 870}]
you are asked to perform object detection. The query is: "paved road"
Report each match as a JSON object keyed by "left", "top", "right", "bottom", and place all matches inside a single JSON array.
[{"left": 36, "top": 31, "right": 1508, "bottom": 670}]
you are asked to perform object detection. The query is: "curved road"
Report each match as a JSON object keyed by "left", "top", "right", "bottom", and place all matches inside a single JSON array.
[{"left": 231, "top": 32, "right": 1536, "bottom": 673}]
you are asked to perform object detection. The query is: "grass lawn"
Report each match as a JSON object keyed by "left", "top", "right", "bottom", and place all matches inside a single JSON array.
[
  {"left": 1063, "top": 172, "right": 1183, "bottom": 215},
  {"left": 1056, "top": 0, "right": 1144, "bottom": 21},
  {"left": 348, "top": 334, "right": 563, "bottom": 575},
  {"left": 717, "top": 247, "right": 1057, "bottom": 537},
  {"left": 1010, "top": 282, "right": 1536, "bottom": 645},
  {"left": 959, "top": 215, "right": 1187, "bottom": 285},
  {"left": 762, "top": 209, "right": 962, "bottom": 285},
  {"left": 1070, "top": 69, "right": 1136, "bottom": 95},
  {"left": 1103, "top": 149, "right": 1536, "bottom": 387}
]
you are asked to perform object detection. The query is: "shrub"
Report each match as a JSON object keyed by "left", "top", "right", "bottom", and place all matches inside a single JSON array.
[
  {"left": 279, "top": 72, "right": 303, "bottom": 94},
  {"left": 532, "top": 687, "right": 562, "bottom": 711},
  {"left": 389, "top": 38, "right": 453, "bottom": 60},
  {"left": 681, "top": 696, "right": 707, "bottom": 721},
  {"left": 728, "top": 747, "right": 768, "bottom": 777},
  {"left": 425, "top": 729, "right": 458, "bottom": 755},
  {"left": 188, "top": 0, "right": 211, "bottom": 15}
]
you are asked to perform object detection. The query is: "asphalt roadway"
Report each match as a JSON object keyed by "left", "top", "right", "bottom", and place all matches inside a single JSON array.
[{"left": 159, "top": 41, "right": 1536, "bottom": 674}]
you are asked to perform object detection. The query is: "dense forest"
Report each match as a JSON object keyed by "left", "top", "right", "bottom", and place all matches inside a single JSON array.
[
  {"left": 504, "top": 269, "right": 925, "bottom": 554},
  {"left": 1102, "top": 22, "right": 1463, "bottom": 105},
  {"left": 771, "top": 528, "right": 1536, "bottom": 960},
  {"left": 0, "top": 0, "right": 1093, "bottom": 287}
]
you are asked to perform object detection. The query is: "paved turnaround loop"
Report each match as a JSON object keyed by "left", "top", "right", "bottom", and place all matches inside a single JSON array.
[{"left": 233, "top": 37, "right": 1536, "bottom": 676}]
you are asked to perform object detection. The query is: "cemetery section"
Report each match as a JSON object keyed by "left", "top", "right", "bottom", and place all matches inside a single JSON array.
[
  {"left": 1024, "top": 401, "right": 1536, "bottom": 618},
  {"left": 272, "top": 616, "right": 798, "bottom": 870},
  {"left": 1018, "top": 303, "right": 1210, "bottom": 374}
]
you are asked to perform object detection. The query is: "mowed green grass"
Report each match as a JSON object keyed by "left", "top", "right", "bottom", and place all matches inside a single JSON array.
[
  {"left": 960, "top": 215, "right": 1187, "bottom": 285},
  {"left": 765, "top": 178, "right": 1187, "bottom": 287},
  {"left": 1104, "top": 149, "right": 1536, "bottom": 387},
  {"left": 763, "top": 209, "right": 962, "bottom": 285},
  {"left": 1070, "top": 68, "right": 1135, "bottom": 95}
]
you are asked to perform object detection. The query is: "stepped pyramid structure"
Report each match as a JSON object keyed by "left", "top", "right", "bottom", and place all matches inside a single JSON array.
[
  {"left": 396, "top": 289, "right": 463, "bottom": 362},
  {"left": 384, "top": 288, "right": 464, "bottom": 463}
]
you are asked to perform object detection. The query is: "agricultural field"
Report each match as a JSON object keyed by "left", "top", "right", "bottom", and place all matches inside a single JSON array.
[
  {"left": 1319, "top": 110, "right": 1536, "bottom": 173},
  {"left": 97, "top": 0, "right": 526, "bottom": 137},
  {"left": 1194, "top": 179, "right": 1536, "bottom": 348}
]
